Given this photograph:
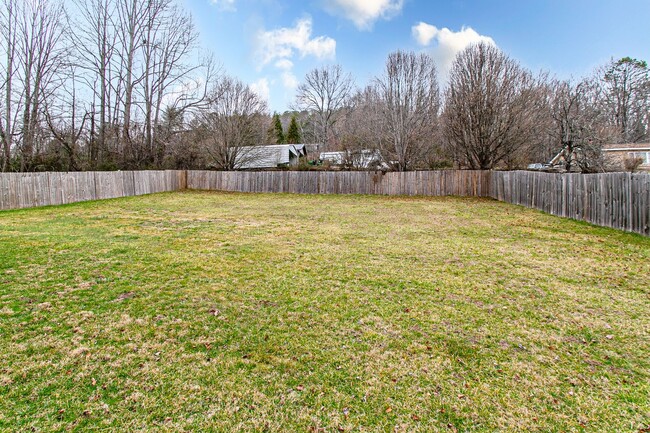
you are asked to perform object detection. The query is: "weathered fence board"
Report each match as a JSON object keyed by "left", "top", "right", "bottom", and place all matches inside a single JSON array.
[
  {"left": 490, "top": 171, "right": 650, "bottom": 236},
  {"left": 0, "top": 171, "right": 184, "bottom": 211},
  {"left": 186, "top": 170, "right": 492, "bottom": 198},
  {"left": 1, "top": 169, "right": 648, "bottom": 236},
  {"left": 186, "top": 170, "right": 649, "bottom": 236}
]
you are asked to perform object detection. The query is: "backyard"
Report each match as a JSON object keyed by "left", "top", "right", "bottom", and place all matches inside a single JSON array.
[{"left": 0, "top": 191, "right": 648, "bottom": 432}]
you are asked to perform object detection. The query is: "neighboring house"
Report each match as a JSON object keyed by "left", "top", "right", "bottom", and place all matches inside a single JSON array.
[
  {"left": 602, "top": 143, "right": 650, "bottom": 172},
  {"left": 233, "top": 144, "right": 307, "bottom": 169},
  {"left": 320, "top": 151, "right": 346, "bottom": 166},
  {"left": 320, "top": 149, "right": 387, "bottom": 170}
]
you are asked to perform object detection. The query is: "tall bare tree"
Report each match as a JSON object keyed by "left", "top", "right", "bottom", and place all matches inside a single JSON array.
[
  {"left": 374, "top": 51, "right": 440, "bottom": 171},
  {"left": 443, "top": 42, "right": 541, "bottom": 170},
  {"left": 197, "top": 76, "right": 267, "bottom": 170},
  {"left": 70, "top": 0, "right": 119, "bottom": 169},
  {"left": 0, "top": 0, "right": 67, "bottom": 171},
  {"left": 547, "top": 78, "right": 612, "bottom": 172},
  {"left": 294, "top": 64, "right": 354, "bottom": 150},
  {"left": 116, "top": 0, "right": 149, "bottom": 162},
  {"left": 43, "top": 64, "right": 90, "bottom": 171},
  {"left": 0, "top": 0, "right": 19, "bottom": 171},
  {"left": 338, "top": 86, "right": 383, "bottom": 152},
  {"left": 23, "top": 0, "right": 67, "bottom": 170},
  {"left": 139, "top": 2, "right": 200, "bottom": 167},
  {"left": 598, "top": 57, "right": 649, "bottom": 143}
]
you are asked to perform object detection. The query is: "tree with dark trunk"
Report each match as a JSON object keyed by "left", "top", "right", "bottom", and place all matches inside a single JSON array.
[{"left": 548, "top": 79, "right": 611, "bottom": 172}]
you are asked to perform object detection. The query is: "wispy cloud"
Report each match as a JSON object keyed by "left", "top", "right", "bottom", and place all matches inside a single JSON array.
[
  {"left": 255, "top": 17, "right": 335, "bottom": 92},
  {"left": 250, "top": 77, "right": 270, "bottom": 103},
  {"left": 274, "top": 59, "right": 299, "bottom": 89},
  {"left": 412, "top": 22, "right": 496, "bottom": 80},
  {"left": 323, "top": 0, "right": 404, "bottom": 30},
  {"left": 210, "top": 0, "right": 236, "bottom": 12},
  {"left": 256, "top": 17, "right": 336, "bottom": 67}
]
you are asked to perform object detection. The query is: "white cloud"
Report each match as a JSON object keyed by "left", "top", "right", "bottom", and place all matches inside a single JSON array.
[
  {"left": 324, "top": 0, "right": 404, "bottom": 30},
  {"left": 412, "top": 22, "right": 496, "bottom": 80},
  {"left": 210, "top": 0, "right": 236, "bottom": 12},
  {"left": 274, "top": 59, "right": 294, "bottom": 71},
  {"left": 255, "top": 18, "right": 335, "bottom": 95},
  {"left": 412, "top": 22, "right": 438, "bottom": 46},
  {"left": 256, "top": 18, "right": 336, "bottom": 68},
  {"left": 250, "top": 78, "right": 270, "bottom": 103},
  {"left": 281, "top": 71, "right": 299, "bottom": 89}
]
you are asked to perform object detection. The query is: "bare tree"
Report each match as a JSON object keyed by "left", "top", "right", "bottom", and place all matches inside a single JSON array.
[
  {"left": 0, "top": 0, "right": 67, "bottom": 171},
  {"left": 547, "top": 78, "right": 613, "bottom": 172},
  {"left": 443, "top": 42, "right": 541, "bottom": 170},
  {"left": 197, "top": 76, "right": 267, "bottom": 170},
  {"left": 598, "top": 57, "right": 649, "bottom": 143},
  {"left": 1, "top": 0, "right": 246, "bottom": 172},
  {"left": 139, "top": 2, "right": 200, "bottom": 167},
  {"left": 43, "top": 65, "right": 90, "bottom": 171},
  {"left": 339, "top": 85, "right": 384, "bottom": 154},
  {"left": 70, "top": 0, "right": 120, "bottom": 169},
  {"left": 374, "top": 50, "right": 440, "bottom": 171},
  {"left": 0, "top": 0, "right": 19, "bottom": 171},
  {"left": 294, "top": 64, "right": 354, "bottom": 150},
  {"left": 116, "top": 0, "right": 149, "bottom": 161}
]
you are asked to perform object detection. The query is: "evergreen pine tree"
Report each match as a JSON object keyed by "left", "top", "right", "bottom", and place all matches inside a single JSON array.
[
  {"left": 266, "top": 116, "right": 277, "bottom": 143},
  {"left": 286, "top": 115, "right": 301, "bottom": 144},
  {"left": 273, "top": 113, "right": 285, "bottom": 144}
]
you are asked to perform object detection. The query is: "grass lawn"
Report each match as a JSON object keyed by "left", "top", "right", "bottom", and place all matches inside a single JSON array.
[{"left": 0, "top": 191, "right": 649, "bottom": 432}]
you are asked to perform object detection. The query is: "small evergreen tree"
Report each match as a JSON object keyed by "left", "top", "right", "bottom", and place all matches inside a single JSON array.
[
  {"left": 273, "top": 113, "right": 285, "bottom": 144},
  {"left": 286, "top": 115, "right": 301, "bottom": 144},
  {"left": 266, "top": 117, "right": 277, "bottom": 143}
]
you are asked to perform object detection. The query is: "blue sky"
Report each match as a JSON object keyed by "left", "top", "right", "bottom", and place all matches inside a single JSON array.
[{"left": 183, "top": 0, "right": 650, "bottom": 112}]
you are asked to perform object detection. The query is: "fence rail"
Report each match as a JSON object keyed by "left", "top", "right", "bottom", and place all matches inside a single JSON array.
[{"left": 0, "top": 169, "right": 648, "bottom": 236}]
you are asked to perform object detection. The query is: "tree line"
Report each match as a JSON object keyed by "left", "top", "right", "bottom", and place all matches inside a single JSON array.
[
  {"left": 1, "top": 0, "right": 649, "bottom": 173},
  {"left": 297, "top": 49, "right": 649, "bottom": 172}
]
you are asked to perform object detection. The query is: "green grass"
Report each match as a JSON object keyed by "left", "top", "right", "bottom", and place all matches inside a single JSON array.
[{"left": 0, "top": 191, "right": 649, "bottom": 432}]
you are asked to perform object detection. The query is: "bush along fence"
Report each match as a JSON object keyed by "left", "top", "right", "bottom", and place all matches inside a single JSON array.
[{"left": 0, "top": 169, "right": 648, "bottom": 236}]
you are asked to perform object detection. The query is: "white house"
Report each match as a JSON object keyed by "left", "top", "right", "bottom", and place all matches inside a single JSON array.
[
  {"left": 320, "top": 149, "right": 387, "bottom": 170},
  {"left": 233, "top": 144, "right": 307, "bottom": 169}
]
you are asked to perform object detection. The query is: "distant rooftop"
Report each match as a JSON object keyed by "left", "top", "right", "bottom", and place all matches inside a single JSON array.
[{"left": 232, "top": 144, "right": 307, "bottom": 169}]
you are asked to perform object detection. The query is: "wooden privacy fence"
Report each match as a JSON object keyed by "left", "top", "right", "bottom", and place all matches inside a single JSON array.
[
  {"left": 0, "top": 170, "right": 186, "bottom": 210},
  {"left": 0, "top": 169, "right": 648, "bottom": 236},
  {"left": 491, "top": 171, "right": 650, "bottom": 236},
  {"left": 187, "top": 170, "right": 649, "bottom": 236},
  {"left": 186, "top": 170, "right": 492, "bottom": 197}
]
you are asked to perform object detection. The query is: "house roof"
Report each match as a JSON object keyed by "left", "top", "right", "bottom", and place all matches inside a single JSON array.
[{"left": 233, "top": 144, "right": 307, "bottom": 169}]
